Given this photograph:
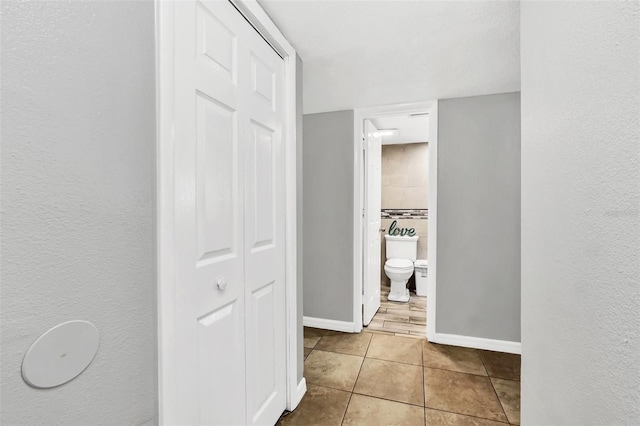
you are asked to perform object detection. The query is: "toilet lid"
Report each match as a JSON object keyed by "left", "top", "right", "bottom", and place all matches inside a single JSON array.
[{"left": 386, "top": 258, "right": 414, "bottom": 269}]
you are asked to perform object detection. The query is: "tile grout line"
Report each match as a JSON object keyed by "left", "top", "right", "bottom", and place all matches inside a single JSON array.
[
  {"left": 340, "top": 332, "right": 374, "bottom": 426},
  {"left": 424, "top": 406, "right": 511, "bottom": 425},
  {"left": 422, "top": 365, "right": 490, "bottom": 378},
  {"left": 350, "top": 390, "right": 426, "bottom": 409},
  {"left": 479, "top": 350, "right": 511, "bottom": 424}
]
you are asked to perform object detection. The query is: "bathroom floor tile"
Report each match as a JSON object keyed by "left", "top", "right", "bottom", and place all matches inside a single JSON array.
[
  {"left": 366, "top": 333, "right": 423, "bottom": 365},
  {"left": 278, "top": 384, "right": 350, "bottom": 426},
  {"left": 381, "top": 302, "right": 410, "bottom": 311},
  {"left": 410, "top": 316, "right": 426, "bottom": 325},
  {"left": 315, "top": 331, "right": 373, "bottom": 356},
  {"left": 373, "top": 312, "right": 410, "bottom": 323},
  {"left": 491, "top": 378, "right": 520, "bottom": 425},
  {"left": 425, "top": 409, "right": 508, "bottom": 425},
  {"left": 422, "top": 341, "right": 487, "bottom": 376},
  {"left": 304, "top": 347, "right": 313, "bottom": 360},
  {"left": 386, "top": 308, "right": 419, "bottom": 317},
  {"left": 424, "top": 368, "right": 507, "bottom": 423},
  {"left": 343, "top": 394, "right": 425, "bottom": 426},
  {"left": 401, "top": 332, "right": 427, "bottom": 340},
  {"left": 304, "top": 350, "right": 363, "bottom": 392},
  {"left": 366, "top": 329, "right": 396, "bottom": 337},
  {"left": 368, "top": 318, "right": 386, "bottom": 328},
  {"left": 368, "top": 287, "right": 427, "bottom": 337},
  {"left": 304, "top": 327, "right": 327, "bottom": 349},
  {"left": 354, "top": 358, "right": 424, "bottom": 406},
  {"left": 382, "top": 321, "right": 426, "bottom": 334},
  {"left": 379, "top": 324, "right": 411, "bottom": 334},
  {"left": 479, "top": 350, "right": 521, "bottom": 381}
]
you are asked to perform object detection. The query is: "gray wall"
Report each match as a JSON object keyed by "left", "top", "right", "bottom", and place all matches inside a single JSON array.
[
  {"left": 1, "top": 1, "right": 157, "bottom": 425},
  {"left": 303, "top": 111, "right": 354, "bottom": 322},
  {"left": 295, "top": 55, "right": 304, "bottom": 383},
  {"left": 521, "top": 2, "right": 640, "bottom": 424},
  {"left": 436, "top": 92, "right": 521, "bottom": 342}
]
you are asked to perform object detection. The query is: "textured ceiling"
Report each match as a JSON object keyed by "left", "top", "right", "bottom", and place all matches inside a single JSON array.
[{"left": 259, "top": 0, "right": 521, "bottom": 113}]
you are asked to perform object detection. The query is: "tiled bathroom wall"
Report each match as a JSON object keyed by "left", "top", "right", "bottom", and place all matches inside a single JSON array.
[{"left": 380, "top": 143, "right": 429, "bottom": 286}]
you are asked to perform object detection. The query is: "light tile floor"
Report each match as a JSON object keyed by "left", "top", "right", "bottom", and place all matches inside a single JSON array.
[
  {"left": 280, "top": 293, "right": 521, "bottom": 426},
  {"left": 366, "top": 285, "right": 427, "bottom": 337}
]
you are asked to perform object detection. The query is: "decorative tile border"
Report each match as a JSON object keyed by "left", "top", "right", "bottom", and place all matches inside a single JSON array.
[{"left": 381, "top": 209, "right": 428, "bottom": 220}]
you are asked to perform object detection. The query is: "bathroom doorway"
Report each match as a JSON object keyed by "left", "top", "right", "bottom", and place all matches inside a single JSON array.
[{"left": 353, "top": 101, "right": 438, "bottom": 340}]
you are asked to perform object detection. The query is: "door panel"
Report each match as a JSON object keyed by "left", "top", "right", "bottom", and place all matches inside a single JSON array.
[
  {"left": 195, "top": 93, "right": 238, "bottom": 263},
  {"left": 172, "top": 1, "right": 286, "bottom": 425},
  {"left": 250, "top": 122, "right": 275, "bottom": 249},
  {"left": 196, "top": 2, "right": 236, "bottom": 80},
  {"left": 244, "top": 26, "right": 286, "bottom": 426},
  {"left": 196, "top": 302, "right": 244, "bottom": 425},
  {"left": 363, "top": 120, "right": 382, "bottom": 326}
]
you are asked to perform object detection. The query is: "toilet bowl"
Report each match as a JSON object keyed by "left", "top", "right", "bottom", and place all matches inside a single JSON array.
[
  {"left": 384, "top": 258, "right": 414, "bottom": 302},
  {"left": 383, "top": 234, "right": 419, "bottom": 303}
]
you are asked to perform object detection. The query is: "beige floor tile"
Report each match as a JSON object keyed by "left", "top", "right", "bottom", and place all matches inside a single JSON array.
[
  {"left": 304, "top": 350, "right": 363, "bottom": 391},
  {"left": 386, "top": 308, "right": 415, "bottom": 317},
  {"left": 379, "top": 324, "right": 411, "bottom": 334},
  {"left": 366, "top": 333, "right": 423, "bottom": 365},
  {"left": 491, "top": 378, "right": 520, "bottom": 425},
  {"left": 304, "top": 327, "right": 327, "bottom": 349},
  {"left": 365, "top": 328, "right": 396, "bottom": 336},
  {"left": 343, "top": 394, "right": 425, "bottom": 426},
  {"left": 479, "top": 351, "right": 521, "bottom": 381},
  {"left": 383, "top": 321, "right": 426, "bottom": 333},
  {"left": 425, "top": 409, "right": 507, "bottom": 425},
  {"left": 424, "top": 368, "right": 507, "bottom": 423},
  {"left": 422, "top": 341, "right": 487, "bottom": 376},
  {"left": 410, "top": 316, "right": 427, "bottom": 325},
  {"left": 367, "top": 317, "right": 384, "bottom": 328},
  {"left": 315, "top": 331, "right": 373, "bottom": 356},
  {"left": 278, "top": 384, "right": 350, "bottom": 426},
  {"left": 400, "top": 333, "right": 427, "bottom": 340},
  {"left": 354, "top": 358, "right": 424, "bottom": 406},
  {"left": 304, "top": 347, "right": 313, "bottom": 360},
  {"left": 374, "top": 312, "right": 410, "bottom": 323},
  {"left": 381, "top": 302, "right": 411, "bottom": 311}
]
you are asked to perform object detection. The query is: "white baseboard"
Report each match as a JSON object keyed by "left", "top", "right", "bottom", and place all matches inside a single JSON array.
[
  {"left": 288, "top": 378, "right": 306, "bottom": 411},
  {"left": 303, "top": 316, "right": 356, "bottom": 333},
  {"left": 430, "top": 332, "right": 521, "bottom": 354}
]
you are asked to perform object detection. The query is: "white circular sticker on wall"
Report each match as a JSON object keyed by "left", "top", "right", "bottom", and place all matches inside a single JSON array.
[{"left": 22, "top": 320, "right": 99, "bottom": 389}]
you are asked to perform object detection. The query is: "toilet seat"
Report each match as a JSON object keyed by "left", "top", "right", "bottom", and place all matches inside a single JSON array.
[{"left": 385, "top": 258, "right": 414, "bottom": 270}]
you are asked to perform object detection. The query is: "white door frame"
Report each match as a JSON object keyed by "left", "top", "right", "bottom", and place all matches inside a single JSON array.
[
  {"left": 353, "top": 101, "right": 438, "bottom": 339},
  {"left": 156, "top": 0, "right": 303, "bottom": 423}
]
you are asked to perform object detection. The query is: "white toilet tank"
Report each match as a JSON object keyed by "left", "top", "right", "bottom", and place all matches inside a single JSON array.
[{"left": 385, "top": 234, "right": 419, "bottom": 261}]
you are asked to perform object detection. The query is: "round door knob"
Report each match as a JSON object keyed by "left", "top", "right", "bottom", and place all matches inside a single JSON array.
[{"left": 216, "top": 278, "right": 228, "bottom": 291}]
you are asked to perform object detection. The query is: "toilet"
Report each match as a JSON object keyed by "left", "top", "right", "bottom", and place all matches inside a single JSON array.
[{"left": 384, "top": 234, "right": 419, "bottom": 302}]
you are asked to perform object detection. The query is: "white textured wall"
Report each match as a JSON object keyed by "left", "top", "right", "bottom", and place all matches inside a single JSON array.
[
  {"left": 1, "top": 1, "right": 157, "bottom": 424},
  {"left": 521, "top": 2, "right": 640, "bottom": 424}
]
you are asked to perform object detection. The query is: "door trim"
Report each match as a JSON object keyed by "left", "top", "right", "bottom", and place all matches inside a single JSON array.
[
  {"left": 156, "top": 0, "right": 301, "bottom": 422},
  {"left": 353, "top": 101, "right": 438, "bottom": 338}
]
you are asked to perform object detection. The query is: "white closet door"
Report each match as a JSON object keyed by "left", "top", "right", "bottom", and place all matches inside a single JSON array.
[
  {"left": 242, "top": 10, "right": 287, "bottom": 426},
  {"left": 171, "top": 1, "right": 285, "bottom": 424}
]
